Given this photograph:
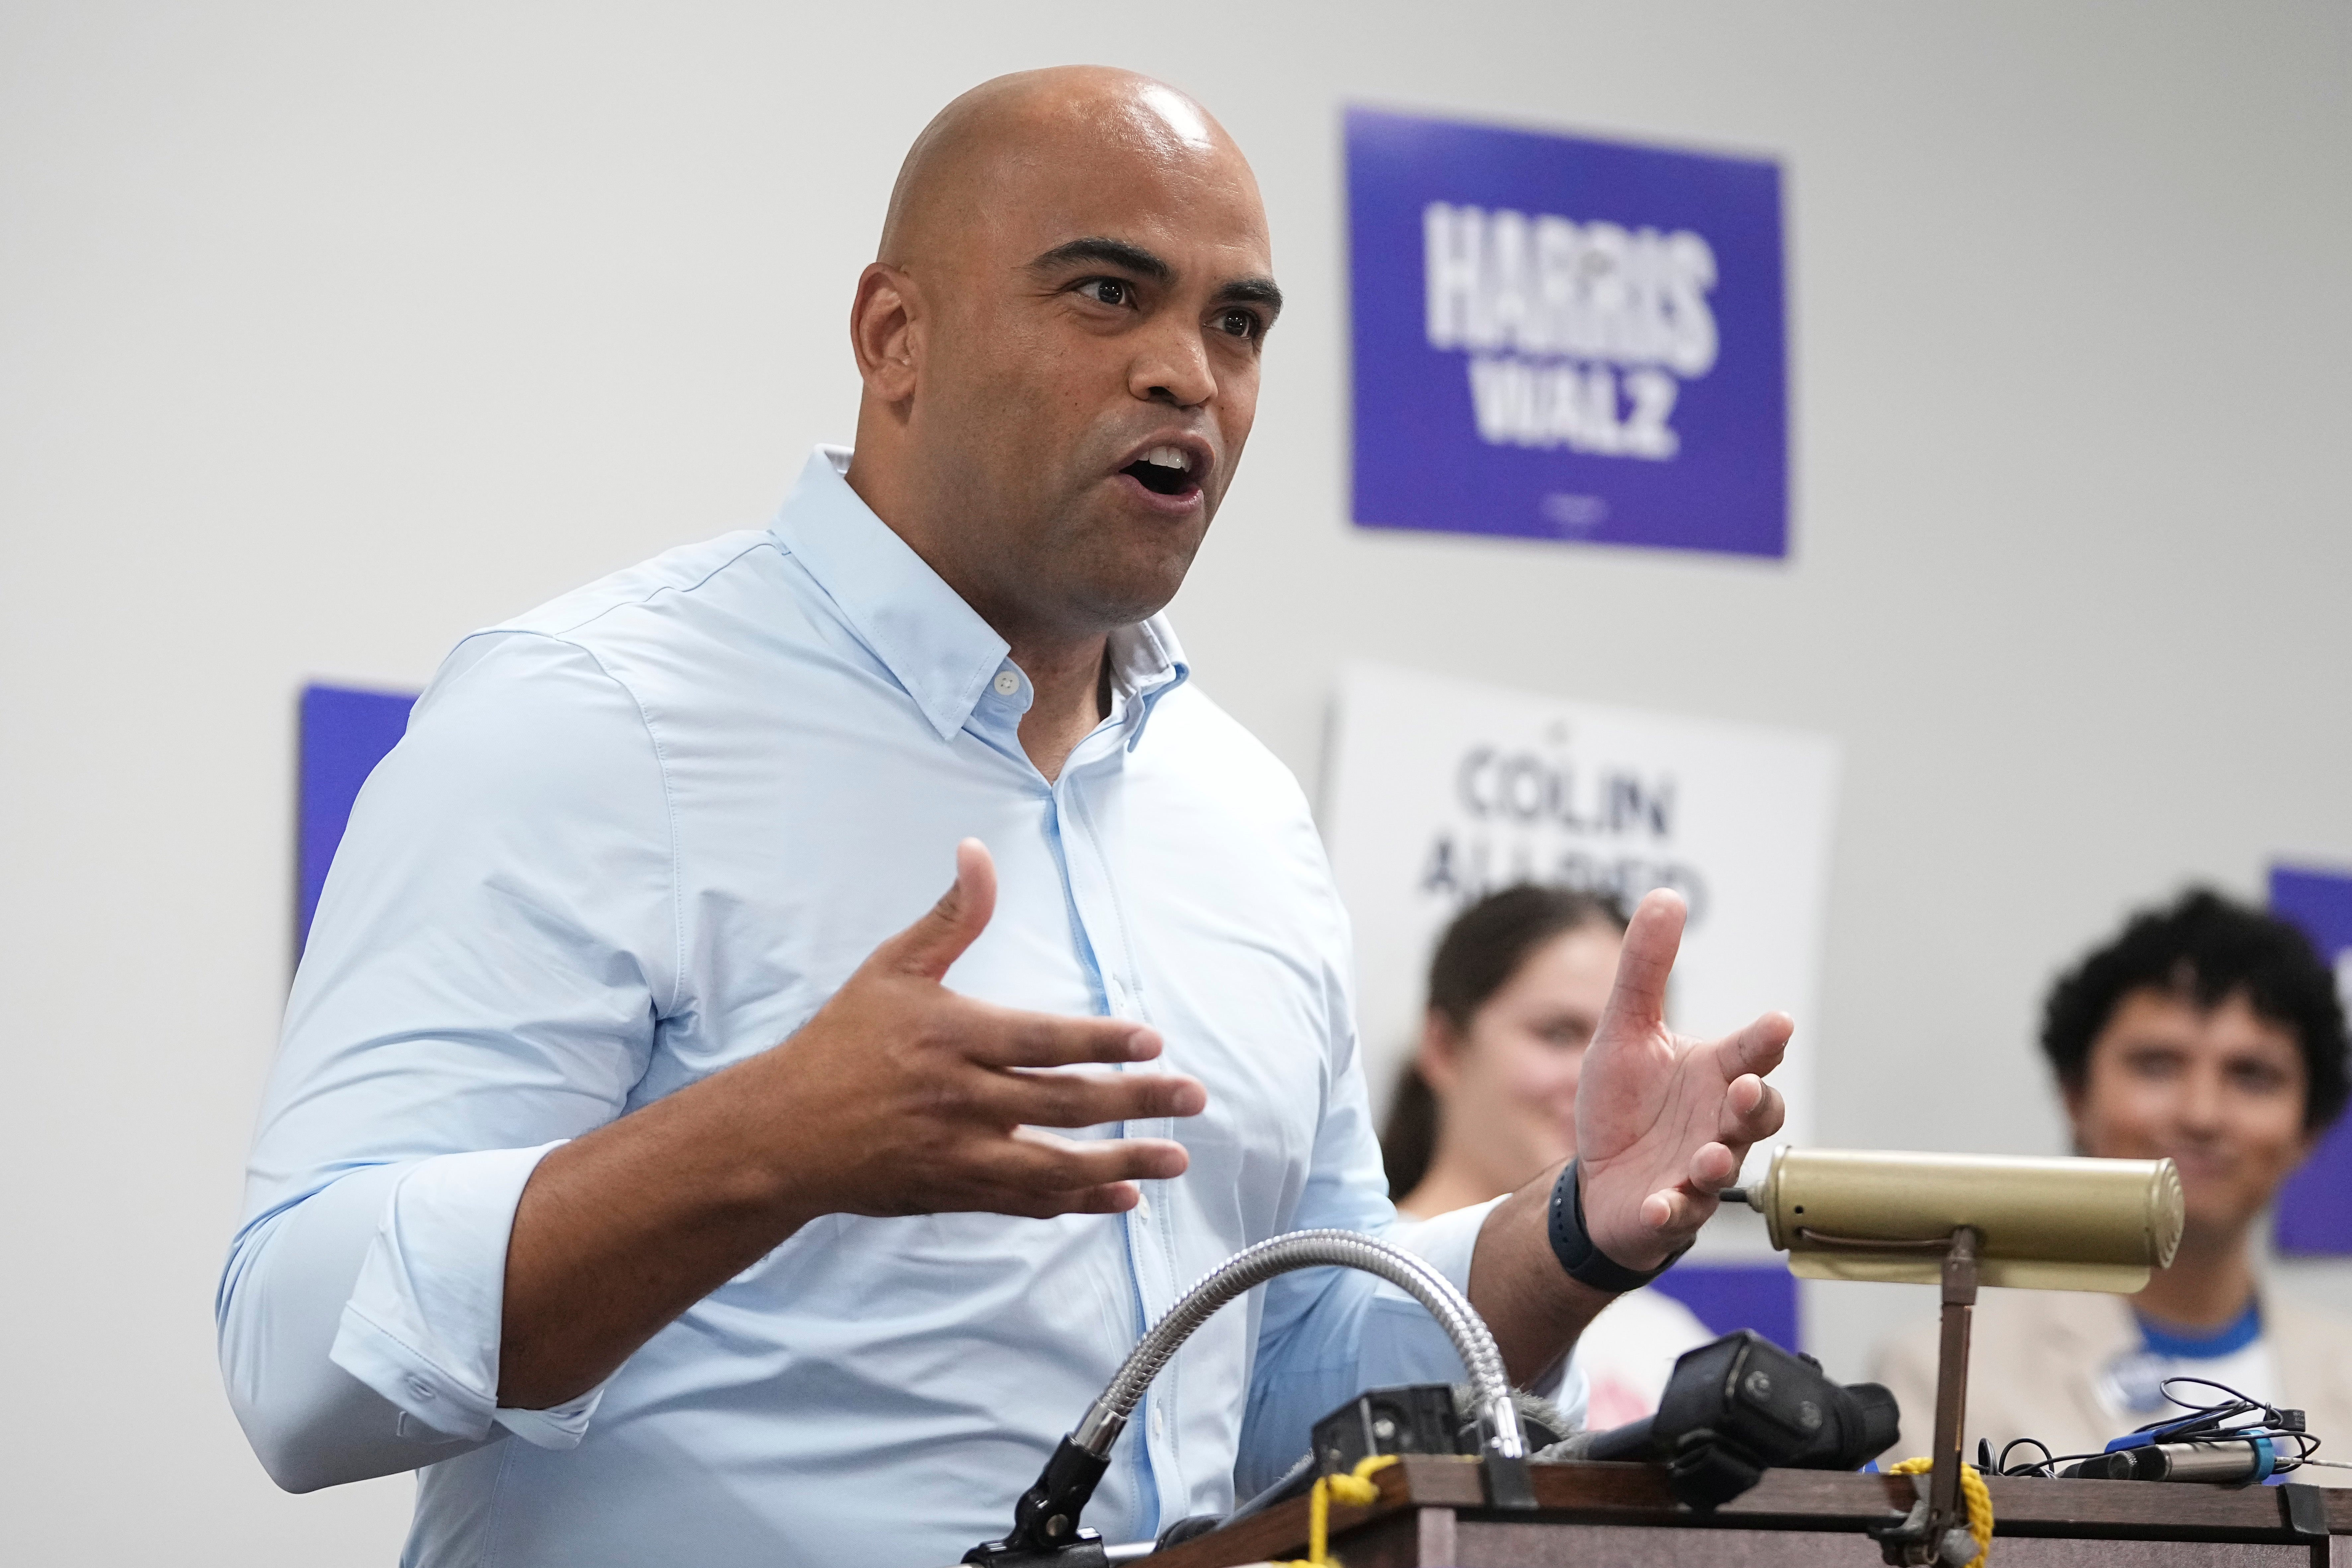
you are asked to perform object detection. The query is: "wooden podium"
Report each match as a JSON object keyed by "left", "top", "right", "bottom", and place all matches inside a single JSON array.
[{"left": 1147, "top": 1457, "right": 2352, "bottom": 1567}]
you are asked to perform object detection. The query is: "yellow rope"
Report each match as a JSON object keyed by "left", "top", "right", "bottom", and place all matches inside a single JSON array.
[
  {"left": 1271, "top": 1454, "right": 1399, "bottom": 1568},
  {"left": 1888, "top": 1457, "right": 1993, "bottom": 1567}
]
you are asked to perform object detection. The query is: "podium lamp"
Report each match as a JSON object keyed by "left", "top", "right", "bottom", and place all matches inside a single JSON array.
[{"left": 1722, "top": 1148, "right": 2185, "bottom": 1567}]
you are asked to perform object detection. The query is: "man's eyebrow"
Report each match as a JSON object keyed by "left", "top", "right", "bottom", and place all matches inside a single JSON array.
[
  {"left": 1028, "top": 237, "right": 1175, "bottom": 283},
  {"left": 1027, "top": 237, "right": 1283, "bottom": 320},
  {"left": 1215, "top": 276, "right": 1285, "bottom": 317}
]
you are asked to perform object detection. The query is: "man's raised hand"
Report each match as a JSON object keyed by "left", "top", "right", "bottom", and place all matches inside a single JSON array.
[
  {"left": 1572, "top": 889, "right": 1792, "bottom": 1272},
  {"left": 499, "top": 839, "right": 1206, "bottom": 1407},
  {"left": 757, "top": 837, "right": 1206, "bottom": 1223}
]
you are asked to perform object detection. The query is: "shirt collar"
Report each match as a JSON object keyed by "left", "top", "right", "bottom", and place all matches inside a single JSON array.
[
  {"left": 1107, "top": 612, "right": 1189, "bottom": 751},
  {"left": 770, "top": 446, "right": 1189, "bottom": 747},
  {"left": 2134, "top": 1299, "right": 2264, "bottom": 1361}
]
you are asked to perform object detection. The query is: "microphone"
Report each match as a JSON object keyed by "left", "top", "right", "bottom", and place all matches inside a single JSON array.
[
  {"left": 1570, "top": 1330, "right": 1902, "bottom": 1509},
  {"left": 2065, "top": 1438, "right": 2279, "bottom": 1486}
]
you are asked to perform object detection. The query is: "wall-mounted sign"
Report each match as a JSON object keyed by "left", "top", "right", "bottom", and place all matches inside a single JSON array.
[
  {"left": 2271, "top": 863, "right": 2352, "bottom": 1255},
  {"left": 1346, "top": 106, "right": 1787, "bottom": 557},
  {"left": 1320, "top": 663, "right": 1839, "bottom": 1160}
]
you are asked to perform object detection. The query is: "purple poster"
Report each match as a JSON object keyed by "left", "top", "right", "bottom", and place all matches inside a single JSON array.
[
  {"left": 2271, "top": 864, "right": 2352, "bottom": 1254},
  {"left": 1649, "top": 1262, "right": 1800, "bottom": 1353},
  {"left": 1346, "top": 107, "right": 1787, "bottom": 557},
  {"left": 297, "top": 682, "right": 417, "bottom": 949}
]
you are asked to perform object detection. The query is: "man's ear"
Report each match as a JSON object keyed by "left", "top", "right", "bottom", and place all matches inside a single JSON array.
[
  {"left": 849, "top": 262, "right": 922, "bottom": 405},
  {"left": 1416, "top": 1011, "right": 1464, "bottom": 1097}
]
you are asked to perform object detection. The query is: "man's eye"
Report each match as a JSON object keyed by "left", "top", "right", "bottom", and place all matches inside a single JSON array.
[
  {"left": 1216, "top": 308, "right": 1261, "bottom": 339},
  {"left": 1077, "top": 278, "right": 1132, "bottom": 307}
]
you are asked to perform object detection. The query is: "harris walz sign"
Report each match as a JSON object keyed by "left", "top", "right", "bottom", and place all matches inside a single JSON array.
[{"left": 1347, "top": 106, "right": 1787, "bottom": 558}]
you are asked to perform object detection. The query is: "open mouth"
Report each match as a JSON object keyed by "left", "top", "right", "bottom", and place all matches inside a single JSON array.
[{"left": 1121, "top": 444, "right": 1200, "bottom": 498}]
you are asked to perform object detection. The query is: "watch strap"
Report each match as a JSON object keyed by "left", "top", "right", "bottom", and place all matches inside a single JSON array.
[{"left": 1547, "top": 1159, "right": 1688, "bottom": 1293}]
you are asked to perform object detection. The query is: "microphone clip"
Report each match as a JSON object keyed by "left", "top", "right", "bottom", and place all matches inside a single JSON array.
[{"left": 963, "top": 1436, "right": 1114, "bottom": 1568}]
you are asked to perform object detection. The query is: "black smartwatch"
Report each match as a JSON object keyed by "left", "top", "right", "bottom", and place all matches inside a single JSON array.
[{"left": 1547, "top": 1160, "right": 1688, "bottom": 1293}]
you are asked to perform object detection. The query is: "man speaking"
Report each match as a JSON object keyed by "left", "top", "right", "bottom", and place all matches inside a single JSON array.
[{"left": 219, "top": 67, "right": 1790, "bottom": 1565}]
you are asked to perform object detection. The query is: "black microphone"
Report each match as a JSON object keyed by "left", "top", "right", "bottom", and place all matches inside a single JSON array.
[{"left": 1575, "top": 1331, "right": 1902, "bottom": 1508}]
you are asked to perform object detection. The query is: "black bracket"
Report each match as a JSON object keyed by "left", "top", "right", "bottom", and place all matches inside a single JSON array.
[
  {"left": 963, "top": 1437, "right": 1112, "bottom": 1568},
  {"left": 958, "top": 1534, "right": 1107, "bottom": 1568}
]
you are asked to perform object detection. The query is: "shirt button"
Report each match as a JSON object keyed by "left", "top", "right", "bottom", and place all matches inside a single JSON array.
[
  {"left": 1136, "top": 1194, "right": 1153, "bottom": 1222},
  {"left": 1151, "top": 1406, "right": 1165, "bottom": 1440},
  {"left": 406, "top": 1376, "right": 437, "bottom": 1401},
  {"left": 993, "top": 670, "right": 1019, "bottom": 696}
]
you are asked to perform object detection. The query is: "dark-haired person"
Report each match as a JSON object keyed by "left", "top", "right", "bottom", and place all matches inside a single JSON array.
[
  {"left": 1873, "top": 889, "right": 2352, "bottom": 1475},
  {"left": 1385, "top": 885, "right": 1714, "bottom": 1427}
]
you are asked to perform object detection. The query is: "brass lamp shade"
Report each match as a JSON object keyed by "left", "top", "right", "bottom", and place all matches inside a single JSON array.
[{"left": 1740, "top": 1147, "right": 2184, "bottom": 1293}]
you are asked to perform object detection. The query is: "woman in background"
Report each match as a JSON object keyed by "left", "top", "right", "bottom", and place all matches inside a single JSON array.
[{"left": 1383, "top": 884, "right": 1714, "bottom": 1429}]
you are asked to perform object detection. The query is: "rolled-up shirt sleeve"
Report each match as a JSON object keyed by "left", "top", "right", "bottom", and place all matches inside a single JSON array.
[
  {"left": 218, "top": 631, "right": 677, "bottom": 1491},
  {"left": 329, "top": 1141, "right": 591, "bottom": 1448},
  {"left": 1386, "top": 1205, "right": 1591, "bottom": 1422}
]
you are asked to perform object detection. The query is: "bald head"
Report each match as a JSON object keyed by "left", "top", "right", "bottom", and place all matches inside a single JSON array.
[
  {"left": 879, "top": 67, "right": 1246, "bottom": 268},
  {"left": 844, "top": 67, "right": 1278, "bottom": 655}
]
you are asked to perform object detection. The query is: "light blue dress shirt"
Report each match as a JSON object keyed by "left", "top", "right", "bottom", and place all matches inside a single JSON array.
[{"left": 218, "top": 447, "right": 1561, "bottom": 1567}]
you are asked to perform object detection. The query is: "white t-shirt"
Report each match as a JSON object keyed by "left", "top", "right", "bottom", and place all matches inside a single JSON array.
[{"left": 2094, "top": 1303, "right": 2279, "bottom": 1427}]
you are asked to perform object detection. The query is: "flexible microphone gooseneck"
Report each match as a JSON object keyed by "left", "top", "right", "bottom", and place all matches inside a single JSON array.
[{"left": 965, "top": 1229, "right": 1531, "bottom": 1566}]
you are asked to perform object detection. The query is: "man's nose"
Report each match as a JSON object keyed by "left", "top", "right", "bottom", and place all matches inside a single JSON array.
[{"left": 1129, "top": 320, "right": 1216, "bottom": 408}]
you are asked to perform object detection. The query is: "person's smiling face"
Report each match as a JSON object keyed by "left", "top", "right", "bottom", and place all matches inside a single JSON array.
[
  {"left": 1422, "top": 922, "right": 1624, "bottom": 1195},
  {"left": 852, "top": 71, "right": 1280, "bottom": 643},
  {"left": 2066, "top": 987, "right": 2315, "bottom": 1246}
]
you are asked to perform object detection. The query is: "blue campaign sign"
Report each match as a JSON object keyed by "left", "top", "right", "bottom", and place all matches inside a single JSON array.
[
  {"left": 297, "top": 683, "right": 418, "bottom": 949},
  {"left": 1649, "top": 1262, "right": 1800, "bottom": 1353},
  {"left": 2271, "top": 864, "right": 2352, "bottom": 1254},
  {"left": 1346, "top": 107, "right": 1787, "bottom": 557}
]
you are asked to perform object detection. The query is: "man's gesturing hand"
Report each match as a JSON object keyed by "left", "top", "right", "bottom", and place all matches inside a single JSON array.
[
  {"left": 766, "top": 837, "right": 1204, "bottom": 1220},
  {"left": 499, "top": 838, "right": 1203, "bottom": 1408},
  {"left": 1572, "top": 889, "right": 1792, "bottom": 1272}
]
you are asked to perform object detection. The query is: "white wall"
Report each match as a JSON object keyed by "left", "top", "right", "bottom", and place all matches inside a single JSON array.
[{"left": 3, "top": 2, "right": 2346, "bottom": 1559}]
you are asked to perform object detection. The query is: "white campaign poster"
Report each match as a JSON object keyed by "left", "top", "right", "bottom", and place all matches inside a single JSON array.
[{"left": 1322, "top": 663, "right": 1840, "bottom": 1173}]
